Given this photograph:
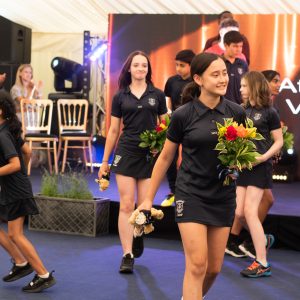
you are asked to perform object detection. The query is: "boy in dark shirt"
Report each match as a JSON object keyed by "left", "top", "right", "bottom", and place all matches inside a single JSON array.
[
  {"left": 161, "top": 49, "right": 195, "bottom": 206},
  {"left": 223, "top": 31, "right": 248, "bottom": 104}
]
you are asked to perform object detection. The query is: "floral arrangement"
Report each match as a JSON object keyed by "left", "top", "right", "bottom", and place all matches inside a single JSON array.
[
  {"left": 128, "top": 208, "right": 164, "bottom": 237},
  {"left": 281, "top": 122, "right": 294, "bottom": 151},
  {"left": 139, "top": 115, "right": 170, "bottom": 155},
  {"left": 214, "top": 118, "right": 264, "bottom": 185}
]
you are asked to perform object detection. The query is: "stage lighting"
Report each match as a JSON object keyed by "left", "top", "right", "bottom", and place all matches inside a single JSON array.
[
  {"left": 51, "top": 57, "right": 83, "bottom": 93},
  {"left": 89, "top": 41, "right": 107, "bottom": 62}
]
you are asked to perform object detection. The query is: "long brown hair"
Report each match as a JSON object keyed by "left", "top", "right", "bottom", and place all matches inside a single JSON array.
[
  {"left": 242, "top": 71, "right": 271, "bottom": 108},
  {"left": 182, "top": 53, "right": 223, "bottom": 104},
  {"left": 118, "top": 50, "right": 153, "bottom": 90}
]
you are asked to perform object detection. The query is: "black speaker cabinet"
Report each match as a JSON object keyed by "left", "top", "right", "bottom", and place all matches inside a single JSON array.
[
  {"left": 0, "top": 64, "right": 20, "bottom": 91},
  {"left": 0, "top": 16, "right": 32, "bottom": 64}
]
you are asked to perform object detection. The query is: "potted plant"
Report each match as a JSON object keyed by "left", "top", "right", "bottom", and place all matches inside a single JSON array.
[{"left": 29, "top": 172, "right": 110, "bottom": 237}]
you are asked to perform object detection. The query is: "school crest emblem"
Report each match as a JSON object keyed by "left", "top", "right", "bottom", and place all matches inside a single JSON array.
[
  {"left": 113, "top": 155, "right": 122, "bottom": 166},
  {"left": 176, "top": 200, "right": 185, "bottom": 217},
  {"left": 237, "top": 68, "right": 244, "bottom": 75},
  {"left": 254, "top": 113, "right": 262, "bottom": 121},
  {"left": 148, "top": 98, "right": 156, "bottom": 106}
]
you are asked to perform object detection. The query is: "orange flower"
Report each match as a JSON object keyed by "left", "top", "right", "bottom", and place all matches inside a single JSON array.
[{"left": 235, "top": 125, "right": 248, "bottom": 138}]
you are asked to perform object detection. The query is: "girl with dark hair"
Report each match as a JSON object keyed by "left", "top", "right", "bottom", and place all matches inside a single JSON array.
[
  {"left": 138, "top": 53, "right": 245, "bottom": 299},
  {"left": 0, "top": 91, "right": 56, "bottom": 293},
  {"left": 261, "top": 70, "right": 281, "bottom": 98},
  {"left": 98, "top": 51, "right": 167, "bottom": 273},
  {"left": 237, "top": 71, "right": 283, "bottom": 278}
]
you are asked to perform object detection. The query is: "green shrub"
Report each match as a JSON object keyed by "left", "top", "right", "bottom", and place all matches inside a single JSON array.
[{"left": 40, "top": 171, "right": 93, "bottom": 200}]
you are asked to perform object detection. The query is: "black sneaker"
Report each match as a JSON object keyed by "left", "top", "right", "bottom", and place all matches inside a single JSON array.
[
  {"left": 239, "top": 240, "right": 256, "bottom": 259},
  {"left": 132, "top": 235, "right": 144, "bottom": 258},
  {"left": 240, "top": 260, "right": 271, "bottom": 278},
  {"left": 22, "top": 271, "right": 56, "bottom": 293},
  {"left": 3, "top": 262, "right": 34, "bottom": 282},
  {"left": 119, "top": 254, "right": 134, "bottom": 274},
  {"left": 225, "top": 241, "right": 247, "bottom": 258}
]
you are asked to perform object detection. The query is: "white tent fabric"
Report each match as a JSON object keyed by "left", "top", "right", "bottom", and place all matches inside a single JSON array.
[
  {"left": 1, "top": 0, "right": 300, "bottom": 35},
  {"left": 1, "top": 0, "right": 300, "bottom": 99}
]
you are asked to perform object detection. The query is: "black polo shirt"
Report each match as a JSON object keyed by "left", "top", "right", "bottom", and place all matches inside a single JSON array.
[
  {"left": 245, "top": 105, "right": 281, "bottom": 158},
  {"left": 224, "top": 57, "right": 248, "bottom": 104},
  {"left": 0, "top": 123, "right": 33, "bottom": 205},
  {"left": 164, "top": 75, "right": 192, "bottom": 111},
  {"left": 167, "top": 97, "right": 246, "bottom": 202},
  {"left": 111, "top": 84, "right": 167, "bottom": 153}
]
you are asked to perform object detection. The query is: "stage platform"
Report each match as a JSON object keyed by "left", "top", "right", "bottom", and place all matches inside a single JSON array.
[{"left": 30, "top": 168, "right": 300, "bottom": 250}]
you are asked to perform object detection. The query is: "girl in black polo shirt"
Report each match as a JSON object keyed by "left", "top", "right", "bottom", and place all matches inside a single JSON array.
[
  {"left": 138, "top": 53, "right": 245, "bottom": 299},
  {"left": 0, "top": 91, "right": 56, "bottom": 293},
  {"left": 237, "top": 71, "right": 283, "bottom": 278},
  {"left": 98, "top": 51, "right": 167, "bottom": 273}
]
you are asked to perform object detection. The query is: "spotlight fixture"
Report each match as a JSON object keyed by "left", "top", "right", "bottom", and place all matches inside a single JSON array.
[{"left": 51, "top": 57, "right": 83, "bottom": 93}]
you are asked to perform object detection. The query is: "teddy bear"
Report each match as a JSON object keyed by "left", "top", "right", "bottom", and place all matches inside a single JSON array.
[
  {"left": 95, "top": 172, "right": 110, "bottom": 191},
  {"left": 128, "top": 208, "right": 164, "bottom": 237}
]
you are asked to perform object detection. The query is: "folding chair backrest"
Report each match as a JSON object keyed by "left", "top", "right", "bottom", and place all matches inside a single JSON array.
[
  {"left": 20, "top": 99, "right": 53, "bottom": 138},
  {"left": 56, "top": 99, "right": 89, "bottom": 135}
]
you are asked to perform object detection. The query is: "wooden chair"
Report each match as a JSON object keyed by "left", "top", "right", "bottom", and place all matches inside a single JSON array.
[
  {"left": 57, "top": 99, "right": 93, "bottom": 173},
  {"left": 20, "top": 99, "right": 58, "bottom": 175}
]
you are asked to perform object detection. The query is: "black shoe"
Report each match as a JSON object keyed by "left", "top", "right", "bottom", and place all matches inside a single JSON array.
[
  {"left": 3, "top": 263, "right": 34, "bottom": 282},
  {"left": 225, "top": 241, "right": 247, "bottom": 258},
  {"left": 239, "top": 240, "right": 256, "bottom": 259},
  {"left": 119, "top": 254, "right": 134, "bottom": 274},
  {"left": 22, "top": 271, "right": 56, "bottom": 293},
  {"left": 132, "top": 235, "right": 144, "bottom": 258}
]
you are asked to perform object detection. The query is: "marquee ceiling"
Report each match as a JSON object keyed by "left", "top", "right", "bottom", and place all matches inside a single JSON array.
[{"left": 0, "top": 0, "right": 299, "bottom": 36}]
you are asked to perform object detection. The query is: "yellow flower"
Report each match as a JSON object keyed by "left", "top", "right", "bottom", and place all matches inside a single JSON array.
[
  {"left": 218, "top": 127, "right": 226, "bottom": 137},
  {"left": 160, "top": 123, "right": 167, "bottom": 130},
  {"left": 246, "top": 128, "right": 257, "bottom": 138},
  {"left": 232, "top": 121, "right": 239, "bottom": 128}
]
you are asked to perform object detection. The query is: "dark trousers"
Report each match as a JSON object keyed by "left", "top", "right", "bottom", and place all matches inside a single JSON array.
[{"left": 166, "top": 148, "right": 179, "bottom": 194}]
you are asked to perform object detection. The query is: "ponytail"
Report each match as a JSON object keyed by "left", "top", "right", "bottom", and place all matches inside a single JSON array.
[{"left": 182, "top": 82, "right": 200, "bottom": 104}]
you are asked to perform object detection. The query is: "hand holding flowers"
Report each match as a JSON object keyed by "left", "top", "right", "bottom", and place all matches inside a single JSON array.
[
  {"left": 139, "top": 115, "right": 170, "bottom": 156},
  {"left": 214, "top": 118, "right": 264, "bottom": 185}
]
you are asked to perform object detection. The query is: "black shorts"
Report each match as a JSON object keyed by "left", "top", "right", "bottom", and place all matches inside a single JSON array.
[
  {"left": 237, "top": 162, "right": 273, "bottom": 189},
  {"left": 0, "top": 198, "right": 39, "bottom": 222},
  {"left": 110, "top": 148, "right": 156, "bottom": 179}
]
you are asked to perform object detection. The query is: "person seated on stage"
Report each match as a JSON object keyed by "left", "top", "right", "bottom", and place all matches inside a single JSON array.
[
  {"left": 10, "top": 64, "right": 43, "bottom": 118},
  {"left": 0, "top": 73, "right": 6, "bottom": 90},
  {"left": 161, "top": 49, "right": 195, "bottom": 207},
  {"left": 223, "top": 31, "right": 248, "bottom": 104},
  {"left": 204, "top": 18, "right": 248, "bottom": 64},
  {"left": 203, "top": 11, "right": 250, "bottom": 65}
]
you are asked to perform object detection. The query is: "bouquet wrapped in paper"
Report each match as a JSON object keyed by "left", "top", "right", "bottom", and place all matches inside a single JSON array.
[{"left": 214, "top": 118, "right": 264, "bottom": 185}]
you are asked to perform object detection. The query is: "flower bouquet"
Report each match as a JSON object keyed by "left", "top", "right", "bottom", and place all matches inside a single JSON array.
[
  {"left": 139, "top": 115, "right": 170, "bottom": 156},
  {"left": 214, "top": 118, "right": 264, "bottom": 185},
  {"left": 281, "top": 122, "right": 294, "bottom": 151}
]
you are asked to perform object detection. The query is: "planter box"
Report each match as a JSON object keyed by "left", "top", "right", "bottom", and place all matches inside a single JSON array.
[{"left": 29, "top": 195, "right": 110, "bottom": 237}]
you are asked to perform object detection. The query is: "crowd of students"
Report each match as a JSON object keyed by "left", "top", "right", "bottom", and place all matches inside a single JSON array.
[{"left": 0, "top": 10, "right": 284, "bottom": 298}]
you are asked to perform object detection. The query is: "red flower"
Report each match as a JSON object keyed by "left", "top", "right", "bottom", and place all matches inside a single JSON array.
[
  {"left": 156, "top": 125, "right": 163, "bottom": 132},
  {"left": 225, "top": 125, "right": 238, "bottom": 141}
]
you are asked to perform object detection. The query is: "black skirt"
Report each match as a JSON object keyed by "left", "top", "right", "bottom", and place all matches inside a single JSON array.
[
  {"left": 237, "top": 161, "right": 273, "bottom": 189},
  {"left": 0, "top": 198, "right": 39, "bottom": 222},
  {"left": 110, "top": 147, "right": 156, "bottom": 179}
]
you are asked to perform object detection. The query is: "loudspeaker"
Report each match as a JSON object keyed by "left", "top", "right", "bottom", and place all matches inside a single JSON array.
[
  {"left": 0, "top": 16, "right": 32, "bottom": 64},
  {"left": 0, "top": 64, "right": 20, "bottom": 91}
]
